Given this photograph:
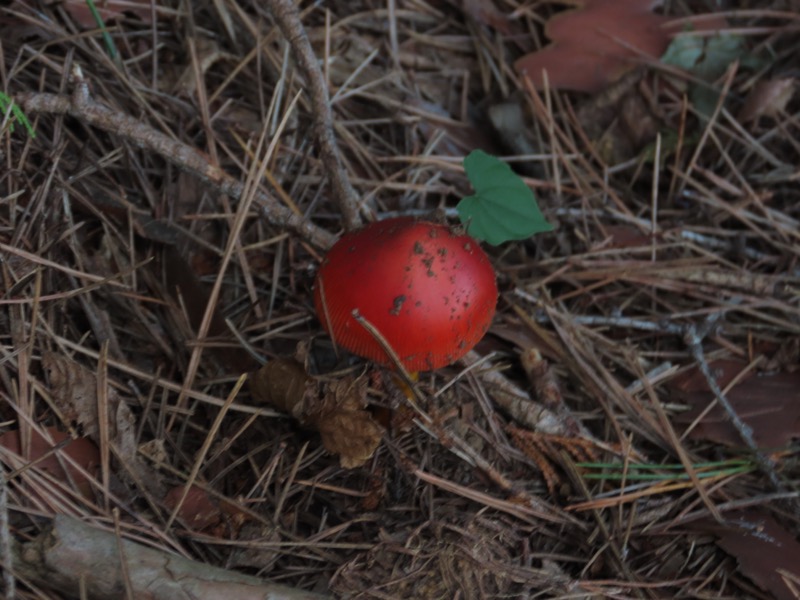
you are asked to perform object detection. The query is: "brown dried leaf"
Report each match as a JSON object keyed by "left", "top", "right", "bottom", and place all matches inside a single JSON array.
[
  {"left": 42, "top": 352, "right": 161, "bottom": 494},
  {"left": 515, "top": 1, "right": 727, "bottom": 94},
  {"left": 163, "top": 484, "right": 222, "bottom": 532},
  {"left": 515, "top": 0, "right": 672, "bottom": 93},
  {"left": 0, "top": 426, "right": 99, "bottom": 500},
  {"left": 315, "top": 376, "right": 370, "bottom": 418},
  {"left": 700, "top": 510, "right": 800, "bottom": 600},
  {"left": 317, "top": 409, "right": 383, "bottom": 469},
  {"left": 251, "top": 363, "right": 382, "bottom": 468},
  {"left": 138, "top": 439, "right": 168, "bottom": 466},
  {"left": 669, "top": 359, "right": 753, "bottom": 393},
  {"left": 43, "top": 352, "right": 135, "bottom": 447},
  {"left": 313, "top": 377, "right": 383, "bottom": 469},
  {"left": 249, "top": 358, "right": 314, "bottom": 419},
  {"left": 763, "top": 337, "right": 800, "bottom": 373},
  {"left": 360, "top": 468, "right": 387, "bottom": 511},
  {"left": 674, "top": 371, "right": 800, "bottom": 448},
  {"left": 738, "top": 78, "right": 796, "bottom": 123},
  {"left": 42, "top": 351, "right": 99, "bottom": 437},
  {"left": 599, "top": 225, "right": 655, "bottom": 249}
]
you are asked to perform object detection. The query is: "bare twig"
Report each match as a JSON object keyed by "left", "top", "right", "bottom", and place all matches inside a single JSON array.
[
  {"left": 533, "top": 308, "right": 785, "bottom": 491},
  {"left": 268, "top": 0, "right": 362, "bottom": 231},
  {"left": 13, "top": 71, "right": 336, "bottom": 250},
  {"left": 682, "top": 322, "right": 783, "bottom": 491}
]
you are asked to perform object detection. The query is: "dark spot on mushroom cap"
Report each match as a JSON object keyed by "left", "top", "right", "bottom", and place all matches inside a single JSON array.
[
  {"left": 422, "top": 257, "right": 435, "bottom": 276},
  {"left": 413, "top": 241, "right": 424, "bottom": 254},
  {"left": 390, "top": 295, "right": 406, "bottom": 316}
]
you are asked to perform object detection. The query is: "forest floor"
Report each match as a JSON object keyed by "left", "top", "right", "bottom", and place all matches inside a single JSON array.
[{"left": 1, "top": 1, "right": 799, "bottom": 598}]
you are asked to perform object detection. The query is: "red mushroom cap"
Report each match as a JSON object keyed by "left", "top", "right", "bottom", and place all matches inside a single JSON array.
[{"left": 313, "top": 217, "right": 497, "bottom": 371}]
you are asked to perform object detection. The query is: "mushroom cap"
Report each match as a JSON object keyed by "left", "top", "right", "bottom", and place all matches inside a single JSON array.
[{"left": 313, "top": 217, "right": 497, "bottom": 371}]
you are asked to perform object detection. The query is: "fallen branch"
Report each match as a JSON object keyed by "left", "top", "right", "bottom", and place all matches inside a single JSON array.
[
  {"left": 268, "top": 0, "right": 363, "bottom": 231},
  {"left": 14, "top": 67, "right": 336, "bottom": 251},
  {"left": 532, "top": 308, "right": 785, "bottom": 492},
  {"left": 15, "top": 514, "right": 330, "bottom": 600}
]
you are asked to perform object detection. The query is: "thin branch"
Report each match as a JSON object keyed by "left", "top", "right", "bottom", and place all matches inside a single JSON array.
[
  {"left": 268, "top": 0, "right": 362, "bottom": 231},
  {"left": 534, "top": 308, "right": 785, "bottom": 491},
  {"left": 13, "top": 69, "right": 336, "bottom": 250}
]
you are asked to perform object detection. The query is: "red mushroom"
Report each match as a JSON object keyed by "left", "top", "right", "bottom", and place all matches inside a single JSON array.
[{"left": 313, "top": 217, "right": 497, "bottom": 371}]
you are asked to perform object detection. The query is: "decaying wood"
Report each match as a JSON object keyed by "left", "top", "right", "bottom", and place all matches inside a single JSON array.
[{"left": 15, "top": 515, "right": 330, "bottom": 600}]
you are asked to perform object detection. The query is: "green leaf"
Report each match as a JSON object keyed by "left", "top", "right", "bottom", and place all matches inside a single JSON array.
[
  {"left": 661, "top": 31, "right": 759, "bottom": 118},
  {"left": 457, "top": 150, "right": 552, "bottom": 246}
]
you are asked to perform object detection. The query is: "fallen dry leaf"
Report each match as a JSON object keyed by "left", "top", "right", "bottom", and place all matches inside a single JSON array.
[
  {"left": 699, "top": 510, "right": 800, "bottom": 600},
  {"left": 251, "top": 360, "right": 383, "bottom": 468},
  {"left": 598, "top": 225, "right": 656, "bottom": 249},
  {"left": 515, "top": 0, "right": 671, "bottom": 93},
  {"left": 163, "top": 484, "right": 222, "bottom": 532},
  {"left": 0, "top": 426, "right": 99, "bottom": 500},
  {"left": 138, "top": 438, "right": 168, "bottom": 465},
  {"left": 669, "top": 359, "right": 754, "bottom": 394},
  {"left": 42, "top": 352, "right": 162, "bottom": 495},
  {"left": 249, "top": 358, "right": 314, "bottom": 420},
  {"left": 313, "top": 377, "right": 384, "bottom": 468},
  {"left": 673, "top": 369, "right": 800, "bottom": 448},
  {"left": 515, "top": 0, "right": 728, "bottom": 94},
  {"left": 738, "top": 78, "right": 796, "bottom": 123},
  {"left": 42, "top": 351, "right": 99, "bottom": 437}
]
